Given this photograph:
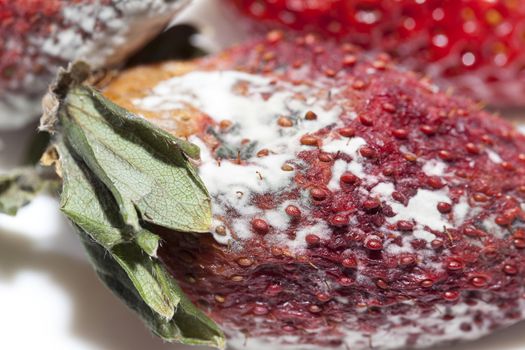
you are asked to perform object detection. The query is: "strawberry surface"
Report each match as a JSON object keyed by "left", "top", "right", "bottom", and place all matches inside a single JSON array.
[
  {"left": 103, "top": 31, "right": 525, "bottom": 349},
  {"left": 0, "top": 0, "right": 186, "bottom": 128},
  {"left": 230, "top": 0, "right": 525, "bottom": 106}
]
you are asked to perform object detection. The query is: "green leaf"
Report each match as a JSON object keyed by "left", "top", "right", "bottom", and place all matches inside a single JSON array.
[
  {"left": 58, "top": 141, "right": 128, "bottom": 249},
  {"left": 77, "top": 226, "right": 225, "bottom": 349},
  {"left": 59, "top": 140, "right": 176, "bottom": 318},
  {"left": 0, "top": 167, "right": 57, "bottom": 216},
  {"left": 136, "top": 229, "right": 161, "bottom": 257},
  {"left": 111, "top": 243, "right": 178, "bottom": 319},
  {"left": 43, "top": 63, "right": 225, "bottom": 349},
  {"left": 56, "top": 140, "right": 225, "bottom": 349},
  {"left": 61, "top": 85, "right": 211, "bottom": 233}
]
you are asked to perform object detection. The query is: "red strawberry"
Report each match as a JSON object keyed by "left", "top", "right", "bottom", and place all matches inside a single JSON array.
[
  {"left": 107, "top": 32, "right": 525, "bottom": 349},
  {"left": 230, "top": 0, "right": 525, "bottom": 106},
  {"left": 0, "top": 0, "right": 188, "bottom": 128}
]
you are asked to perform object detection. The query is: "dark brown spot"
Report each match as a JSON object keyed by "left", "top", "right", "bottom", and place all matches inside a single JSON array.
[
  {"left": 305, "top": 111, "right": 318, "bottom": 120},
  {"left": 251, "top": 218, "right": 269, "bottom": 234}
]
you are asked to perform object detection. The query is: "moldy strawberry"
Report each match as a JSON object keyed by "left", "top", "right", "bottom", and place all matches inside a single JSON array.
[
  {"left": 105, "top": 31, "right": 525, "bottom": 350},
  {"left": 0, "top": 0, "right": 187, "bottom": 128},
  {"left": 230, "top": 0, "right": 525, "bottom": 106}
]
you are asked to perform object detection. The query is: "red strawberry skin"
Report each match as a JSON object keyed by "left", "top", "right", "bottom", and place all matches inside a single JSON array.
[
  {"left": 0, "top": 0, "right": 187, "bottom": 128},
  {"left": 230, "top": 0, "right": 525, "bottom": 107},
  {"left": 144, "top": 32, "right": 525, "bottom": 349}
]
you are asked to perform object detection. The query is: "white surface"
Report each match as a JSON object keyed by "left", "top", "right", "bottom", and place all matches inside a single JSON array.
[{"left": 135, "top": 69, "right": 342, "bottom": 252}]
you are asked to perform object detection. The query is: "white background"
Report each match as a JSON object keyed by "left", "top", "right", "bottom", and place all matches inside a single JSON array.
[{"left": 1, "top": 1, "right": 525, "bottom": 349}]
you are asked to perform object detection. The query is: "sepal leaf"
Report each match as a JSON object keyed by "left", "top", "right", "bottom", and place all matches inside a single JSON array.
[
  {"left": 60, "top": 85, "right": 211, "bottom": 233},
  {"left": 43, "top": 62, "right": 225, "bottom": 349},
  {"left": 0, "top": 167, "right": 58, "bottom": 216},
  {"left": 77, "top": 226, "right": 225, "bottom": 349}
]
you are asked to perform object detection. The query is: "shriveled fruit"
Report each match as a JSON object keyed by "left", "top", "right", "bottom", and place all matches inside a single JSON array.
[
  {"left": 0, "top": 0, "right": 187, "bottom": 128},
  {"left": 101, "top": 31, "right": 525, "bottom": 349}
]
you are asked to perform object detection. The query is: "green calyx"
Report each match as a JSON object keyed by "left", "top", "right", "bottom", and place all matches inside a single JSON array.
[
  {"left": 0, "top": 166, "right": 58, "bottom": 216},
  {"left": 41, "top": 62, "right": 225, "bottom": 349}
]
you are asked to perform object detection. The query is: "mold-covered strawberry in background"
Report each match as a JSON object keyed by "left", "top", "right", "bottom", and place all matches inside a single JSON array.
[
  {"left": 0, "top": 0, "right": 188, "bottom": 129},
  {"left": 103, "top": 31, "right": 525, "bottom": 349},
  {"left": 230, "top": 0, "right": 525, "bottom": 107}
]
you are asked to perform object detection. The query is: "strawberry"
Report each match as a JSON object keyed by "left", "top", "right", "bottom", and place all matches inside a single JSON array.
[
  {"left": 230, "top": 0, "right": 525, "bottom": 106},
  {"left": 0, "top": 0, "right": 188, "bottom": 129},
  {"left": 106, "top": 32, "right": 525, "bottom": 349}
]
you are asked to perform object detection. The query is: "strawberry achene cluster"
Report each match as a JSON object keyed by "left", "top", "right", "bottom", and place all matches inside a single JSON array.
[{"left": 231, "top": 0, "right": 525, "bottom": 105}]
